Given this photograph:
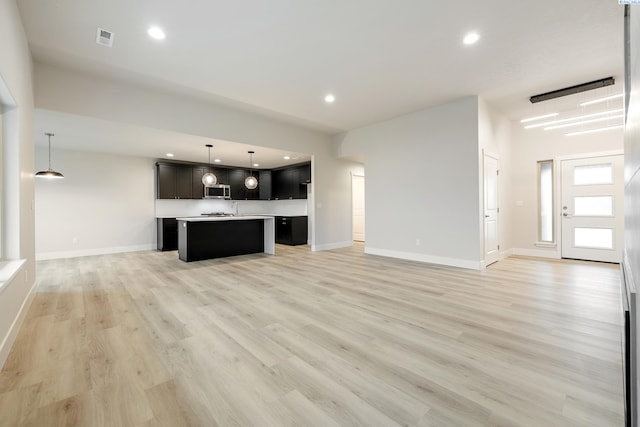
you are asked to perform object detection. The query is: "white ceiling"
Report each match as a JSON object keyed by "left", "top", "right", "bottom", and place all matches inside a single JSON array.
[{"left": 18, "top": 0, "right": 625, "bottom": 161}]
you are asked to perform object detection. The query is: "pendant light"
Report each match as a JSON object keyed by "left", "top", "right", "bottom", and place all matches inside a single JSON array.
[
  {"left": 244, "top": 151, "right": 258, "bottom": 190},
  {"left": 36, "top": 132, "right": 64, "bottom": 179},
  {"left": 202, "top": 144, "right": 217, "bottom": 185}
]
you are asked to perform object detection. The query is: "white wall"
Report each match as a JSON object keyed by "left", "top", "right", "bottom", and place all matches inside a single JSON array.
[
  {"left": 335, "top": 97, "right": 482, "bottom": 269},
  {"left": 35, "top": 148, "right": 157, "bottom": 260},
  {"left": 34, "top": 63, "right": 361, "bottom": 251},
  {"left": 0, "top": 0, "right": 36, "bottom": 368},
  {"left": 510, "top": 123, "right": 623, "bottom": 258}
]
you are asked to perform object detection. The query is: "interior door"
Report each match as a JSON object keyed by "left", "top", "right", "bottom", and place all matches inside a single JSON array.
[
  {"left": 352, "top": 175, "right": 365, "bottom": 242},
  {"left": 484, "top": 153, "right": 499, "bottom": 266},
  {"left": 561, "top": 155, "right": 624, "bottom": 263}
]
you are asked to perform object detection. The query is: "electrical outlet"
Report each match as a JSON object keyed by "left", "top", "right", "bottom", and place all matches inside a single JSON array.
[
  {"left": 415, "top": 239, "right": 421, "bottom": 246},
  {"left": 72, "top": 237, "right": 78, "bottom": 244}
]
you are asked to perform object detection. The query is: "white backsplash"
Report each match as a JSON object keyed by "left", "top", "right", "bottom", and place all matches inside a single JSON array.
[{"left": 155, "top": 199, "right": 308, "bottom": 218}]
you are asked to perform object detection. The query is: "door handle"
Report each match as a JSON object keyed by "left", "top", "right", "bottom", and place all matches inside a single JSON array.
[{"left": 485, "top": 215, "right": 490, "bottom": 218}]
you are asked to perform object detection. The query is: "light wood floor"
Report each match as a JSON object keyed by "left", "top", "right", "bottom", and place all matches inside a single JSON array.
[{"left": 0, "top": 244, "right": 624, "bottom": 426}]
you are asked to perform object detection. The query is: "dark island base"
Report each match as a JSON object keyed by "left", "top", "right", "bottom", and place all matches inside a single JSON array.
[{"left": 178, "top": 219, "right": 264, "bottom": 262}]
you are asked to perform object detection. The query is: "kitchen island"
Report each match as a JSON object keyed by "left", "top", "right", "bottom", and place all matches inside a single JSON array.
[{"left": 176, "top": 215, "right": 275, "bottom": 262}]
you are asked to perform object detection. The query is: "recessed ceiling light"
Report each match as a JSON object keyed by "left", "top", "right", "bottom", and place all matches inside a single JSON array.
[
  {"left": 324, "top": 94, "right": 335, "bottom": 103},
  {"left": 283, "top": 156, "right": 290, "bottom": 160},
  {"left": 166, "top": 153, "right": 174, "bottom": 157},
  {"left": 214, "top": 159, "right": 221, "bottom": 163},
  {"left": 253, "top": 163, "right": 259, "bottom": 167},
  {"left": 463, "top": 32, "right": 480, "bottom": 45},
  {"left": 148, "top": 26, "right": 166, "bottom": 40}
]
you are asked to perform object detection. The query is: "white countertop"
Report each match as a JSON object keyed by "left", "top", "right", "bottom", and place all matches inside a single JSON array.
[{"left": 176, "top": 215, "right": 273, "bottom": 222}]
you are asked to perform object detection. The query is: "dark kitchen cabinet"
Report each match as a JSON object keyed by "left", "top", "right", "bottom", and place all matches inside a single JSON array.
[
  {"left": 156, "top": 161, "right": 309, "bottom": 200},
  {"left": 192, "top": 167, "right": 205, "bottom": 199},
  {"left": 179, "top": 219, "right": 264, "bottom": 262},
  {"left": 275, "top": 216, "right": 308, "bottom": 245},
  {"left": 229, "top": 168, "right": 246, "bottom": 200},
  {"left": 210, "top": 167, "right": 229, "bottom": 185},
  {"left": 272, "top": 162, "right": 310, "bottom": 200},
  {"left": 228, "top": 169, "right": 261, "bottom": 200},
  {"left": 259, "top": 171, "right": 272, "bottom": 200},
  {"left": 157, "top": 218, "right": 178, "bottom": 251},
  {"left": 175, "top": 166, "right": 192, "bottom": 199},
  {"left": 273, "top": 168, "right": 293, "bottom": 200},
  {"left": 290, "top": 167, "right": 303, "bottom": 199},
  {"left": 157, "top": 163, "right": 194, "bottom": 199},
  {"left": 157, "top": 164, "right": 176, "bottom": 199},
  {"left": 297, "top": 163, "right": 311, "bottom": 184}
]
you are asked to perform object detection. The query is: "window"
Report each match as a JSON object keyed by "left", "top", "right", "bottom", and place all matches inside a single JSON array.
[
  {"left": 0, "top": 74, "right": 16, "bottom": 262},
  {"left": 573, "top": 163, "right": 613, "bottom": 185},
  {"left": 538, "top": 160, "right": 554, "bottom": 243},
  {"left": 574, "top": 227, "right": 614, "bottom": 249},
  {"left": 573, "top": 196, "right": 613, "bottom": 217}
]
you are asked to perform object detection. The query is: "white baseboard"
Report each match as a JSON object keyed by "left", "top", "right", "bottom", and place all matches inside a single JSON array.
[
  {"left": 480, "top": 249, "right": 515, "bottom": 269},
  {"left": 312, "top": 241, "right": 354, "bottom": 251},
  {"left": 0, "top": 268, "right": 37, "bottom": 370},
  {"left": 365, "top": 247, "right": 482, "bottom": 270},
  {"left": 500, "top": 248, "right": 514, "bottom": 259},
  {"left": 510, "top": 248, "right": 561, "bottom": 259},
  {"left": 36, "top": 244, "right": 155, "bottom": 261}
]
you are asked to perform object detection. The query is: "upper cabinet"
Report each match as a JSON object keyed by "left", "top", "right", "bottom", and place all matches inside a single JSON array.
[
  {"left": 156, "top": 161, "right": 310, "bottom": 200},
  {"left": 229, "top": 169, "right": 263, "bottom": 200},
  {"left": 157, "top": 163, "right": 194, "bottom": 199},
  {"left": 228, "top": 168, "right": 247, "bottom": 200},
  {"left": 192, "top": 167, "right": 205, "bottom": 199},
  {"left": 259, "top": 171, "right": 272, "bottom": 200},
  {"left": 272, "top": 162, "right": 311, "bottom": 200}
]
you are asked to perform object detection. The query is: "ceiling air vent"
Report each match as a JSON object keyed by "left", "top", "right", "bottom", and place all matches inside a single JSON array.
[{"left": 95, "top": 27, "right": 114, "bottom": 47}]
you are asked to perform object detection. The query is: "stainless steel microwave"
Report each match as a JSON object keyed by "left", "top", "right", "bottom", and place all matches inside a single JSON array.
[{"left": 204, "top": 184, "right": 231, "bottom": 199}]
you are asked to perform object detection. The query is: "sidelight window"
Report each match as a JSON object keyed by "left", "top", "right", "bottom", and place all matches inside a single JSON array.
[{"left": 538, "top": 160, "right": 554, "bottom": 243}]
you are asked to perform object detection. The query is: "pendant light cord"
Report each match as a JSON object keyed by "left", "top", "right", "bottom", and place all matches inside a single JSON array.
[{"left": 47, "top": 133, "right": 54, "bottom": 170}]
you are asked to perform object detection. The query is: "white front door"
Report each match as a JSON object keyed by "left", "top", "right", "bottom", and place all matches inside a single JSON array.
[
  {"left": 484, "top": 153, "right": 499, "bottom": 266},
  {"left": 352, "top": 175, "right": 365, "bottom": 242},
  {"left": 561, "top": 155, "right": 624, "bottom": 263}
]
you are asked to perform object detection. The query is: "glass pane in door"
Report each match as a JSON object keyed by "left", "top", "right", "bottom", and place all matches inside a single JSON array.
[
  {"left": 573, "top": 163, "right": 612, "bottom": 185},
  {"left": 574, "top": 227, "right": 613, "bottom": 249},
  {"left": 574, "top": 196, "right": 613, "bottom": 216}
]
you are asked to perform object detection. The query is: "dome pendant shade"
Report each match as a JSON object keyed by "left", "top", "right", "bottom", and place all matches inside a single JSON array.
[
  {"left": 202, "top": 144, "right": 217, "bottom": 185},
  {"left": 36, "top": 132, "right": 64, "bottom": 179},
  {"left": 35, "top": 170, "right": 64, "bottom": 179},
  {"left": 245, "top": 150, "right": 258, "bottom": 189}
]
